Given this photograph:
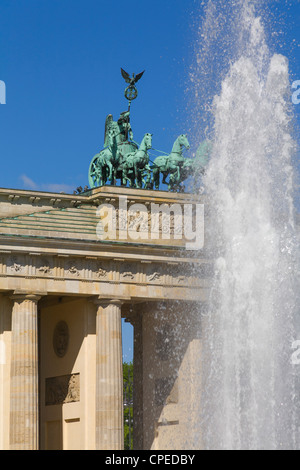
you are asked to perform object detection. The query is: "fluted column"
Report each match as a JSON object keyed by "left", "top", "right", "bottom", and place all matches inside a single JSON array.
[
  {"left": 95, "top": 299, "right": 123, "bottom": 450},
  {"left": 9, "top": 294, "right": 40, "bottom": 450},
  {"left": 0, "top": 295, "right": 11, "bottom": 450}
]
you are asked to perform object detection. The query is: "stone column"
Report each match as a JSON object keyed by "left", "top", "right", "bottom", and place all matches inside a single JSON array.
[
  {"left": 9, "top": 294, "right": 41, "bottom": 450},
  {"left": 0, "top": 295, "right": 6, "bottom": 450},
  {"left": 95, "top": 299, "right": 123, "bottom": 450},
  {"left": 0, "top": 295, "right": 12, "bottom": 450}
]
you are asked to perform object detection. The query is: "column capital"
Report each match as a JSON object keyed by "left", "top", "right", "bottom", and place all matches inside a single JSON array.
[
  {"left": 92, "top": 296, "right": 130, "bottom": 307},
  {"left": 10, "top": 293, "right": 42, "bottom": 303}
]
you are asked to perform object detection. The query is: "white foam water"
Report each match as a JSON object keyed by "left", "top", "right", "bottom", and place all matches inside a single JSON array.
[{"left": 197, "top": 0, "right": 300, "bottom": 450}]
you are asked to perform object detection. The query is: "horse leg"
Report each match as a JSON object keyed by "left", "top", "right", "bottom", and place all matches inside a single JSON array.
[
  {"left": 162, "top": 171, "right": 168, "bottom": 184},
  {"left": 143, "top": 165, "right": 151, "bottom": 189},
  {"left": 138, "top": 162, "right": 147, "bottom": 188},
  {"left": 100, "top": 164, "right": 107, "bottom": 185},
  {"left": 129, "top": 173, "right": 135, "bottom": 187},
  {"left": 106, "top": 162, "right": 113, "bottom": 184},
  {"left": 129, "top": 170, "right": 136, "bottom": 187},
  {"left": 122, "top": 167, "right": 127, "bottom": 186},
  {"left": 136, "top": 171, "right": 142, "bottom": 189},
  {"left": 111, "top": 165, "right": 117, "bottom": 185},
  {"left": 152, "top": 169, "right": 158, "bottom": 189},
  {"left": 122, "top": 166, "right": 129, "bottom": 186},
  {"left": 168, "top": 172, "right": 176, "bottom": 191},
  {"left": 124, "top": 166, "right": 134, "bottom": 187},
  {"left": 144, "top": 178, "right": 153, "bottom": 190},
  {"left": 100, "top": 165, "right": 106, "bottom": 186},
  {"left": 133, "top": 163, "right": 141, "bottom": 188},
  {"left": 95, "top": 165, "right": 101, "bottom": 186},
  {"left": 162, "top": 171, "right": 169, "bottom": 186},
  {"left": 175, "top": 166, "right": 180, "bottom": 185}
]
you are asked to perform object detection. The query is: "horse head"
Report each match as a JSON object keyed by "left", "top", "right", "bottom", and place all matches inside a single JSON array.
[
  {"left": 178, "top": 134, "right": 190, "bottom": 150},
  {"left": 143, "top": 133, "right": 153, "bottom": 150}
]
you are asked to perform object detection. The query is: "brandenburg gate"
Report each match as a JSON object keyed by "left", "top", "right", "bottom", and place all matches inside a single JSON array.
[{"left": 0, "top": 70, "right": 211, "bottom": 450}]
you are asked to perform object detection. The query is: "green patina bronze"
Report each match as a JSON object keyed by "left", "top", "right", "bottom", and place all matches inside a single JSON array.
[
  {"left": 87, "top": 68, "right": 211, "bottom": 192},
  {"left": 88, "top": 111, "right": 138, "bottom": 188},
  {"left": 122, "top": 133, "right": 152, "bottom": 188},
  {"left": 151, "top": 134, "right": 190, "bottom": 191},
  {"left": 121, "top": 68, "right": 145, "bottom": 103}
]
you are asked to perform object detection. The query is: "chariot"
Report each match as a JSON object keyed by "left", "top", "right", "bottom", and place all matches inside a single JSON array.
[{"left": 88, "top": 138, "right": 139, "bottom": 188}]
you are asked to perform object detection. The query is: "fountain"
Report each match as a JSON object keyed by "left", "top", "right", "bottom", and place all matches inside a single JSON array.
[{"left": 193, "top": 0, "right": 300, "bottom": 450}]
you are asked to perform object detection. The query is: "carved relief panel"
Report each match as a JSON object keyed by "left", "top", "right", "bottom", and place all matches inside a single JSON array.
[{"left": 45, "top": 373, "right": 80, "bottom": 406}]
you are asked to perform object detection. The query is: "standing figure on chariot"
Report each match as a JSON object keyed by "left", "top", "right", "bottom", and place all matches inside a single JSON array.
[{"left": 104, "top": 111, "right": 134, "bottom": 159}]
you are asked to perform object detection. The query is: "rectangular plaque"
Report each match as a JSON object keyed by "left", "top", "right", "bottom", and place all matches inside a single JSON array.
[{"left": 45, "top": 373, "right": 80, "bottom": 406}]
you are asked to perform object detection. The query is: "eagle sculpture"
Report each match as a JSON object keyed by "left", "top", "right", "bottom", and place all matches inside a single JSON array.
[{"left": 121, "top": 68, "right": 145, "bottom": 86}]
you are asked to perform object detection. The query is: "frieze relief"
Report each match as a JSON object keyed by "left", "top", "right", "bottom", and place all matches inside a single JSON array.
[
  {"left": 95, "top": 265, "right": 107, "bottom": 279},
  {"left": 0, "top": 253, "right": 200, "bottom": 288},
  {"left": 45, "top": 373, "right": 80, "bottom": 406},
  {"left": 148, "top": 271, "right": 161, "bottom": 282},
  {"left": 120, "top": 262, "right": 136, "bottom": 281},
  {"left": 8, "top": 255, "right": 25, "bottom": 275},
  {"left": 36, "top": 257, "right": 53, "bottom": 275},
  {"left": 146, "top": 263, "right": 163, "bottom": 283},
  {"left": 68, "top": 265, "right": 80, "bottom": 276},
  {"left": 66, "top": 258, "right": 83, "bottom": 277}
]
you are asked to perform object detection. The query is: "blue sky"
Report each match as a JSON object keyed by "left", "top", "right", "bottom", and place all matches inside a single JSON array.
[
  {"left": 0, "top": 0, "right": 198, "bottom": 193},
  {"left": 1, "top": 0, "right": 300, "bottom": 192},
  {"left": 1, "top": 0, "right": 300, "bottom": 361}
]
